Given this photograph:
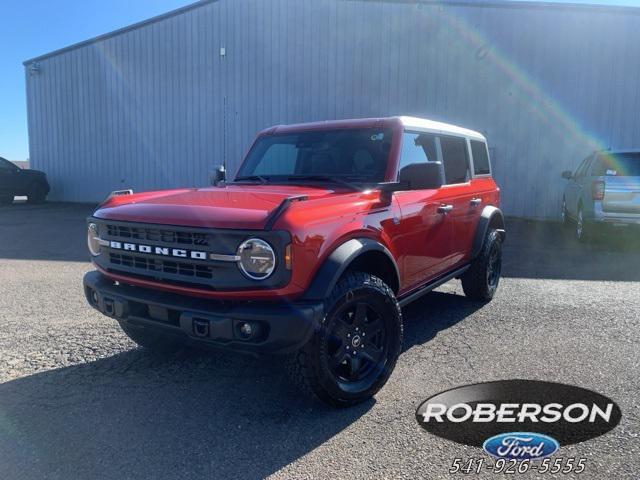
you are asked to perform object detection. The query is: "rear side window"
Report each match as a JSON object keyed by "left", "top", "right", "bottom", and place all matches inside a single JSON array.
[
  {"left": 440, "top": 136, "right": 470, "bottom": 184},
  {"left": 397, "top": 132, "right": 438, "bottom": 180},
  {"left": 592, "top": 153, "right": 640, "bottom": 177},
  {"left": 470, "top": 140, "right": 490, "bottom": 175}
]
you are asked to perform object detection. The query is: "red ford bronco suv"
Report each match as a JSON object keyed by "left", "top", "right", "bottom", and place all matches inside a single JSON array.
[{"left": 83, "top": 116, "right": 505, "bottom": 406}]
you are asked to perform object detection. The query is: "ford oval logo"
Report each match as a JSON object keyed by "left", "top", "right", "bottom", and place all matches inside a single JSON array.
[{"left": 483, "top": 432, "right": 560, "bottom": 460}]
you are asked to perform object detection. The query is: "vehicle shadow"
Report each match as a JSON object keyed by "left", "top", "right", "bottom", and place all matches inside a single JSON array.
[
  {"left": 401, "top": 290, "right": 482, "bottom": 352},
  {"left": 0, "top": 202, "right": 95, "bottom": 262},
  {"left": 502, "top": 217, "right": 640, "bottom": 281},
  {"left": 0, "top": 347, "right": 372, "bottom": 480},
  {"left": 0, "top": 290, "right": 478, "bottom": 480}
]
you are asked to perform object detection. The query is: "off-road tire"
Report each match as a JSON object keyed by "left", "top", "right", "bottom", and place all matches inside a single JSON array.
[
  {"left": 0, "top": 195, "right": 13, "bottom": 205},
  {"left": 287, "top": 272, "right": 402, "bottom": 407},
  {"left": 26, "top": 183, "right": 47, "bottom": 204},
  {"left": 461, "top": 229, "right": 503, "bottom": 302},
  {"left": 119, "top": 322, "right": 184, "bottom": 354}
]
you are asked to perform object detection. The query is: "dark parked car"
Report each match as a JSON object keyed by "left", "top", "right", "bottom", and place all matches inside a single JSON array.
[
  {"left": 0, "top": 157, "right": 50, "bottom": 204},
  {"left": 561, "top": 150, "right": 640, "bottom": 242}
]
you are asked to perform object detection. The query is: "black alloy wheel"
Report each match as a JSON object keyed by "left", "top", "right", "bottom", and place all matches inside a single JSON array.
[
  {"left": 324, "top": 296, "right": 387, "bottom": 389},
  {"left": 287, "top": 271, "right": 402, "bottom": 407}
]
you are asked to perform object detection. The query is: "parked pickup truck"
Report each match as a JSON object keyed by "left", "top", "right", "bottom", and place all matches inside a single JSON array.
[
  {"left": 562, "top": 150, "right": 640, "bottom": 242},
  {"left": 83, "top": 116, "right": 505, "bottom": 406}
]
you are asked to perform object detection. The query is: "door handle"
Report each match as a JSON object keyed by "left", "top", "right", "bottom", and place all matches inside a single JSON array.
[
  {"left": 470, "top": 198, "right": 482, "bottom": 206},
  {"left": 437, "top": 204, "right": 454, "bottom": 214}
]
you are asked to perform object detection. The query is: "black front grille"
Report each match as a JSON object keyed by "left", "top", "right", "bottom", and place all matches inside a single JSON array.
[
  {"left": 106, "top": 224, "right": 209, "bottom": 247},
  {"left": 110, "top": 253, "right": 214, "bottom": 279},
  {"left": 94, "top": 219, "right": 291, "bottom": 290}
]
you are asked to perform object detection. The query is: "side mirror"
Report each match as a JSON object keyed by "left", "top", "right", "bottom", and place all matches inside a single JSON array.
[
  {"left": 211, "top": 165, "right": 226, "bottom": 186},
  {"left": 561, "top": 170, "right": 573, "bottom": 180},
  {"left": 398, "top": 161, "right": 444, "bottom": 190}
]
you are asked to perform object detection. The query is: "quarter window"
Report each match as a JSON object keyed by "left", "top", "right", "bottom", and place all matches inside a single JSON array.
[
  {"left": 470, "top": 140, "right": 490, "bottom": 175},
  {"left": 440, "top": 136, "right": 470, "bottom": 184}
]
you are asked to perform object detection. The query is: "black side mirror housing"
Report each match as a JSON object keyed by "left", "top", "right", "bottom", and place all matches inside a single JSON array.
[
  {"left": 397, "top": 161, "right": 444, "bottom": 190},
  {"left": 211, "top": 165, "right": 226, "bottom": 186},
  {"left": 561, "top": 170, "right": 573, "bottom": 180}
]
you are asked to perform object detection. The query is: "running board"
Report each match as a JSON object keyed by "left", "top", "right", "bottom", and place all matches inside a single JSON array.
[{"left": 398, "top": 264, "right": 470, "bottom": 308}]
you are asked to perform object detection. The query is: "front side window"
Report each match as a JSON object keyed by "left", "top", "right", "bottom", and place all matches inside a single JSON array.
[
  {"left": 574, "top": 155, "right": 592, "bottom": 178},
  {"left": 470, "top": 140, "right": 490, "bottom": 175},
  {"left": 237, "top": 128, "right": 393, "bottom": 184},
  {"left": 397, "top": 132, "right": 438, "bottom": 180},
  {"left": 440, "top": 136, "right": 470, "bottom": 184}
]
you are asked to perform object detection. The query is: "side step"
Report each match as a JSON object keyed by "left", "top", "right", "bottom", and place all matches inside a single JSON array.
[{"left": 398, "top": 264, "right": 470, "bottom": 308}]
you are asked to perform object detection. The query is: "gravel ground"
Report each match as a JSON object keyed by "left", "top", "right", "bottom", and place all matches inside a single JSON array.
[{"left": 0, "top": 202, "right": 639, "bottom": 480}]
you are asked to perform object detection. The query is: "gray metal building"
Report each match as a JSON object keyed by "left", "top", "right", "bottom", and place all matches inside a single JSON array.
[{"left": 23, "top": 0, "right": 640, "bottom": 218}]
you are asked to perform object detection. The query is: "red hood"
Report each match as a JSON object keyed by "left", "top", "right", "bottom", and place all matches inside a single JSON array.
[{"left": 93, "top": 185, "right": 340, "bottom": 229}]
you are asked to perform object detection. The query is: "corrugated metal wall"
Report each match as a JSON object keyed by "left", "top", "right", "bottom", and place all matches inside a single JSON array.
[{"left": 24, "top": 0, "right": 640, "bottom": 218}]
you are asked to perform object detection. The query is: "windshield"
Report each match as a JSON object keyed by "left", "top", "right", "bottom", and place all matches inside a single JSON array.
[
  {"left": 593, "top": 152, "right": 640, "bottom": 177},
  {"left": 236, "top": 128, "right": 393, "bottom": 185}
]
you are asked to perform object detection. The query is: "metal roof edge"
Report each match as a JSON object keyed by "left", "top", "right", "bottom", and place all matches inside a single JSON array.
[
  {"left": 23, "top": 0, "right": 218, "bottom": 65},
  {"left": 23, "top": 0, "right": 640, "bottom": 66}
]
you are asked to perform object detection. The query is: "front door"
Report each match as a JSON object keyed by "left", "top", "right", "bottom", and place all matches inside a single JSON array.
[
  {"left": 393, "top": 132, "right": 456, "bottom": 291},
  {"left": 565, "top": 155, "right": 592, "bottom": 218},
  {"left": 0, "top": 158, "right": 17, "bottom": 194}
]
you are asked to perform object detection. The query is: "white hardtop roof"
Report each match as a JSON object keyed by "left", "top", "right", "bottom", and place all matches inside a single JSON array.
[{"left": 399, "top": 116, "right": 486, "bottom": 141}]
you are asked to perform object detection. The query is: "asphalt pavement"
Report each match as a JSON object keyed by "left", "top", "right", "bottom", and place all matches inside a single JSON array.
[{"left": 0, "top": 202, "right": 639, "bottom": 480}]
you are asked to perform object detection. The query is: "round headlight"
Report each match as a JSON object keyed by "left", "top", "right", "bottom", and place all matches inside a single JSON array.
[
  {"left": 237, "top": 238, "right": 276, "bottom": 280},
  {"left": 87, "top": 223, "right": 101, "bottom": 256}
]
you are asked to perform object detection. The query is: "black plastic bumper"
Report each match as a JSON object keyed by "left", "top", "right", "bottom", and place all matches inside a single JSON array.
[{"left": 83, "top": 271, "right": 323, "bottom": 354}]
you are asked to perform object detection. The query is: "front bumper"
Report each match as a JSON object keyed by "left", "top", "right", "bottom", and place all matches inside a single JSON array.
[{"left": 83, "top": 271, "right": 323, "bottom": 354}]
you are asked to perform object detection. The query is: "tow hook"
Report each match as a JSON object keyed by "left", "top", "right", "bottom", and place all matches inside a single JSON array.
[{"left": 192, "top": 318, "right": 210, "bottom": 338}]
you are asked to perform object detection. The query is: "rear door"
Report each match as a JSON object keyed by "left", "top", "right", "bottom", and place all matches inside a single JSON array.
[
  {"left": 439, "top": 135, "right": 477, "bottom": 267},
  {"left": 593, "top": 152, "right": 640, "bottom": 215}
]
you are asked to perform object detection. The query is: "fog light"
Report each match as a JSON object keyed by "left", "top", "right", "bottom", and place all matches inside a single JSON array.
[
  {"left": 91, "top": 290, "right": 99, "bottom": 305},
  {"left": 239, "top": 322, "right": 253, "bottom": 338}
]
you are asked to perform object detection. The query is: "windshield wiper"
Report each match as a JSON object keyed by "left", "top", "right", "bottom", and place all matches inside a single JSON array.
[
  {"left": 233, "top": 175, "right": 269, "bottom": 184},
  {"left": 283, "top": 175, "right": 361, "bottom": 191}
]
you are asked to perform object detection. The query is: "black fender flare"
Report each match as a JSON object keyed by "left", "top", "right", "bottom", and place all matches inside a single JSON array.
[
  {"left": 471, "top": 206, "right": 506, "bottom": 259},
  {"left": 302, "top": 238, "right": 400, "bottom": 301}
]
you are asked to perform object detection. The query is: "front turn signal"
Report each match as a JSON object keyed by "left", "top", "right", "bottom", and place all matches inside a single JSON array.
[{"left": 285, "top": 244, "right": 292, "bottom": 270}]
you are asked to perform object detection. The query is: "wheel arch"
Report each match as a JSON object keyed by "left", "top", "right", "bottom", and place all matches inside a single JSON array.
[
  {"left": 302, "top": 238, "right": 400, "bottom": 301},
  {"left": 471, "top": 206, "right": 506, "bottom": 260}
]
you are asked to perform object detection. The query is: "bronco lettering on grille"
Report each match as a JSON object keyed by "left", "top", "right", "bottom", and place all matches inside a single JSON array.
[{"left": 109, "top": 241, "right": 207, "bottom": 260}]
